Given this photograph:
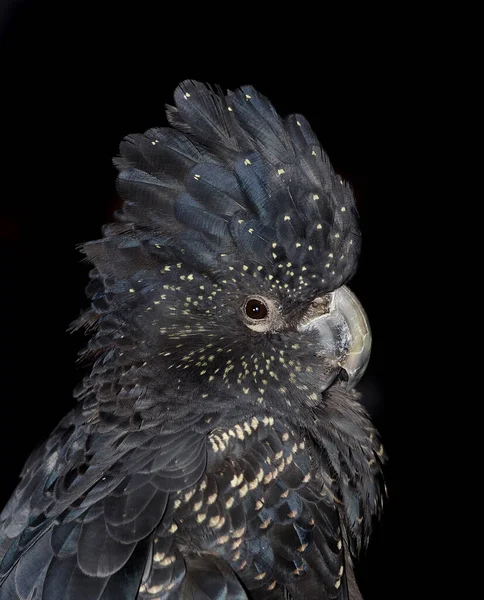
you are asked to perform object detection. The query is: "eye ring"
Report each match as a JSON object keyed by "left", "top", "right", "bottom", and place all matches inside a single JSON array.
[{"left": 245, "top": 298, "right": 268, "bottom": 320}]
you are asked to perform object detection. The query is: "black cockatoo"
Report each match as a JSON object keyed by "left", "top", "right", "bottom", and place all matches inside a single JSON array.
[{"left": 0, "top": 81, "right": 384, "bottom": 599}]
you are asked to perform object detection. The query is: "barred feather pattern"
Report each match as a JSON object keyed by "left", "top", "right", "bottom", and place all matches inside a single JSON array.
[{"left": 0, "top": 81, "right": 383, "bottom": 600}]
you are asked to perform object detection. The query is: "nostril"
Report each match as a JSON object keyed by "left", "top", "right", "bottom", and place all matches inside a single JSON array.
[{"left": 338, "top": 368, "right": 349, "bottom": 383}]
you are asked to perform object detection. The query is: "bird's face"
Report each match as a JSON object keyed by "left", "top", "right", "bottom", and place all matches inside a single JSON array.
[
  {"left": 81, "top": 81, "right": 372, "bottom": 424},
  {"left": 124, "top": 256, "right": 371, "bottom": 419}
]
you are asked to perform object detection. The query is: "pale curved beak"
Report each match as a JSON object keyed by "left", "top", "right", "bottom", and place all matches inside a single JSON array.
[{"left": 299, "top": 286, "right": 372, "bottom": 389}]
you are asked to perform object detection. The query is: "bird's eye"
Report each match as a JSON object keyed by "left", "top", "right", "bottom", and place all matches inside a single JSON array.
[{"left": 245, "top": 299, "right": 268, "bottom": 320}]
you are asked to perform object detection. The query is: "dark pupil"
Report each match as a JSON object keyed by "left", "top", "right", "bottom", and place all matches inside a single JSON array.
[{"left": 246, "top": 299, "right": 268, "bottom": 319}]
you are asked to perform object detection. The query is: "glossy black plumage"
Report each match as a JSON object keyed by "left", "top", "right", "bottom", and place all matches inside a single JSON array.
[{"left": 0, "top": 81, "right": 384, "bottom": 599}]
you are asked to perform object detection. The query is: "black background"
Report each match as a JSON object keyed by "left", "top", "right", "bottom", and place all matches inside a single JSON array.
[{"left": 1, "top": 4, "right": 396, "bottom": 599}]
